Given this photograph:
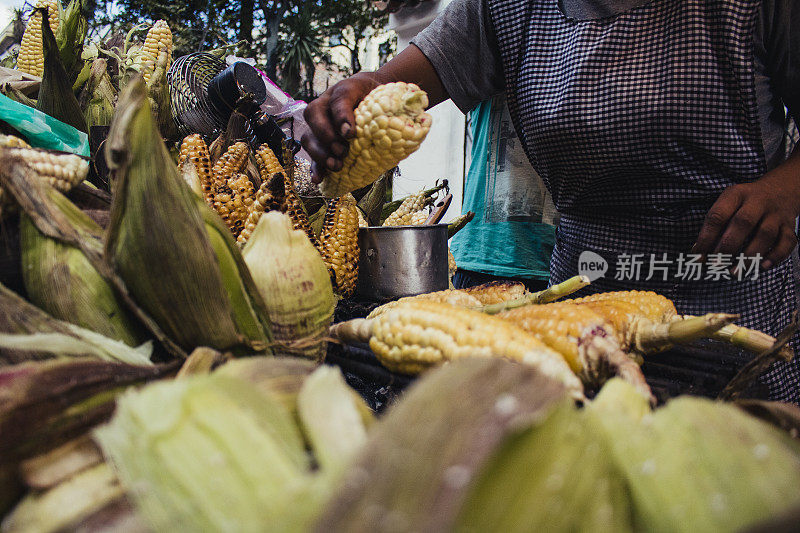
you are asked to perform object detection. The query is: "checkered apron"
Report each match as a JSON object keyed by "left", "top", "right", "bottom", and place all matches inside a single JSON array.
[{"left": 487, "top": 0, "right": 799, "bottom": 402}]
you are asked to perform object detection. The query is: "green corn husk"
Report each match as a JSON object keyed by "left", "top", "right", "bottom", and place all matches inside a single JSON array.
[
  {"left": 242, "top": 212, "right": 336, "bottom": 360},
  {"left": 54, "top": 0, "right": 88, "bottom": 83},
  {"left": 297, "top": 366, "right": 372, "bottom": 474},
  {"left": 380, "top": 180, "right": 447, "bottom": 224},
  {"left": 145, "top": 45, "right": 175, "bottom": 139},
  {"left": 104, "top": 78, "right": 271, "bottom": 354},
  {"left": 448, "top": 211, "right": 475, "bottom": 239},
  {"left": 454, "top": 400, "right": 633, "bottom": 533},
  {"left": 94, "top": 374, "right": 318, "bottom": 532},
  {"left": 36, "top": 10, "right": 86, "bottom": 134},
  {"left": 20, "top": 189, "right": 145, "bottom": 347},
  {"left": 214, "top": 356, "right": 317, "bottom": 416},
  {"left": 308, "top": 203, "right": 325, "bottom": 238},
  {"left": 80, "top": 58, "right": 116, "bottom": 129},
  {"left": 588, "top": 380, "right": 800, "bottom": 533},
  {"left": 358, "top": 169, "right": 391, "bottom": 226},
  {"left": 0, "top": 282, "right": 151, "bottom": 366},
  {"left": 2, "top": 463, "right": 125, "bottom": 533},
  {"left": 313, "top": 358, "right": 569, "bottom": 531}
]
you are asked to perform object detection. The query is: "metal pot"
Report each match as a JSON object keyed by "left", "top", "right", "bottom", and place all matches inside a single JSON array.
[{"left": 355, "top": 224, "right": 450, "bottom": 301}]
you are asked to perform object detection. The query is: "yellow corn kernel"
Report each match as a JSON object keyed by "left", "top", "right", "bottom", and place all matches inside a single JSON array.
[
  {"left": 383, "top": 190, "right": 429, "bottom": 226},
  {"left": 255, "top": 144, "right": 319, "bottom": 247},
  {"left": 367, "top": 289, "right": 482, "bottom": 319},
  {"left": 140, "top": 20, "right": 173, "bottom": 85},
  {"left": 237, "top": 172, "right": 287, "bottom": 245},
  {"left": 568, "top": 291, "right": 677, "bottom": 323},
  {"left": 0, "top": 135, "right": 31, "bottom": 148},
  {"left": 179, "top": 134, "right": 213, "bottom": 205},
  {"left": 461, "top": 281, "right": 528, "bottom": 305},
  {"left": 318, "top": 194, "right": 360, "bottom": 297},
  {"left": 342, "top": 300, "right": 583, "bottom": 396},
  {"left": 320, "top": 82, "right": 432, "bottom": 198},
  {"left": 16, "top": 0, "right": 60, "bottom": 77}
]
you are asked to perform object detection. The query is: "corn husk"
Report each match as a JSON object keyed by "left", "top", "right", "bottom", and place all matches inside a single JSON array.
[
  {"left": 104, "top": 78, "right": 271, "bottom": 354},
  {"left": 313, "top": 358, "right": 569, "bottom": 531},
  {"left": 20, "top": 434, "right": 104, "bottom": 491},
  {"left": 54, "top": 0, "right": 88, "bottom": 83},
  {"left": 297, "top": 366, "right": 372, "bottom": 474},
  {"left": 0, "top": 282, "right": 151, "bottom": 366},
  {"left": 80, "top": 58, "right": 116, "bottom": 129},
  {"left": 242, "top": 211, "right": 335, "bottom": 360},
  {"left": 588, "top": 379, "right": 800, "bottom": 533},
  {"left": 214, "top": 356, "right": 317, "bottom": 416},
  {"left": 1, "top": 464, "right": 125, "bottom": 533},
  {"left": 20, "top": 189, "right": 145, "bottom": 347},
  {"left": 35, "top": 9, "right": 86, "bottom": 133},
  {"left": 454, "top": 400, "right": 633, "bottom": 533},
  {"left": 94, "top": 374, "right": 318, "bottom": 532}
]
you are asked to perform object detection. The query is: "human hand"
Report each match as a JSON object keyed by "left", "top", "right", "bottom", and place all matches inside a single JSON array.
[
  {"left": 694, "top": 173, "right": 800, "bottom": 270},
  {"left": 301, "top": 74, "right": 381, "bottom": 182}
]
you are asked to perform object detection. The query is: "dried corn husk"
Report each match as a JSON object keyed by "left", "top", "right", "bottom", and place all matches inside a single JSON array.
[
  {"left": 94, "top": 374, "right": 318, "bottom": 532},
  {"left": 35, "top": 9, "right": 86, "bottom": 133},
  {"left": 242, "top": 211, "right": 335, "bottom": 360},
  {"left": 20, "top": 189, "right": 145, "bottom": 347},
  {"left": 20, "top": 435, "right": 104, "bottom": 491},
  {"left": 104, "top": 79, "right": 271, "bottom": 354},
  {"left": 80, "top": 58, "right": 116, "bottom": 129},
  {"left": 314, "top": 358, "right": 568, "bottom": 531}
]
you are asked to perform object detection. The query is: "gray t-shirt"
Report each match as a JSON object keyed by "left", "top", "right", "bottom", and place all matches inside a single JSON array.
[{"left": 412, "top": 0, "right": 800, "bottom": 170}]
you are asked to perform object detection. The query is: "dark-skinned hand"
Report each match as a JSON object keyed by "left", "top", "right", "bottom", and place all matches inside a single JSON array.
[{"left": 694, "top": 165, "right": 800, "bottom": 271}]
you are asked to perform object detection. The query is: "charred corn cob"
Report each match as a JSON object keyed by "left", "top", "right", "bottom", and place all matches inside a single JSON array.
[
  {"left": 498, "top": 303, "right": 654, "bottom": 400},
  {"left": 255, "top": 144, "right": 319, "bottom": 247},
  {"left": 212, "top": 141, "right": 249, "bottom": 190},
  {"left": 139, "top": 20, "right": 172, "bottom": 85},
  {"left": 320, "top": 82, "right": 432, "bottom": 198},
  {"left": 16, "top": 0, "right": 60, "bottom": 77},
  {"left": 383, "top": 190, "right": 430, "bottom": 226},
  {"left": 318, "top": 194, "right": 360, "bottom": 297},
  {"left": 237, "top": 172, "right": 287, "bottom": 245},
  {"left": 223, "top": 173, "right": 255, "bottom": 237},
  {"left": 0, "top": 135, "right": 31, "bottom": 148},
  {"left": 179, "top": 134, "right": 213, "bottom": 205},
  {"left": 330, "top": 300, "right": 584, "bottom": 397}
]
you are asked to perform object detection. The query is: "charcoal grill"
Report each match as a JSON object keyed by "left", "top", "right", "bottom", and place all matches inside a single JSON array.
[{"left": 326, "top": 296, "right": 772, "bottom": 409}]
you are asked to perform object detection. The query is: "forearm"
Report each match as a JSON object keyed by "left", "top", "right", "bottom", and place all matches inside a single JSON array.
[{"left": 354, "top": 44, "right": 449, "bottom": 108}]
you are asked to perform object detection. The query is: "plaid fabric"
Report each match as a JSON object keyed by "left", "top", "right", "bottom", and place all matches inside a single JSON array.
[{"left": 487, "top": 0, "right": 800, "bottom": 402}]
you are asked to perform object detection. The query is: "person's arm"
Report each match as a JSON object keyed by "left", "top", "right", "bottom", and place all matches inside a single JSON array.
[
  {"left": 302, "top": 45, "right": 447, "bottom": 177},
  {"left": 694, "top": 0, "right": 800, "bottom": 270}
]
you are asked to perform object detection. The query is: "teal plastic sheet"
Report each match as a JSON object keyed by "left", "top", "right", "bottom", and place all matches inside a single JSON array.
[{"left": 0, "top": 93, "right": 89, "bottom": 156}]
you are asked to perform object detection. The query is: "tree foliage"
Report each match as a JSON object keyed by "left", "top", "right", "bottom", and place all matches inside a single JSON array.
[{"left": 91, "top": 0, "right": 391, "bottom": 99}]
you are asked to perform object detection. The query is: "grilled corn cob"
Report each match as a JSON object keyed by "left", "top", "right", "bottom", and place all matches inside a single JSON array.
[
  {"left": 357, "top": 208, "right": 368, "bottom": 228},
  {"left": 320, "top": 82, "right": 432, "bottom": 198},
  {"left": 212, "top": 141, "right": 249, "bottom": 190},
  {"left": 383, "top": 190, "right": 430, "bottom": 226},
  {"left": 237, "top": 172, "right": 287, "bottom": 245},
  {"left": 367, "top": 289, "right": 482, "bottom": 318},
  {"left": 318, "top": 194, "right": 360, "bottom": 297},
  {"left": 139, "top": 20, "right": 172, "bottom": 85},
  {"left": 16, "top": 0, "right": 60, "bottom": 77},
  {"left": 255, "top": 143, "right": 319, "bottom": 247},
  {"left": 330, "top": 300, "right": 584, "bottom": 397},
  {"left": 179, "top": 134, "right": 213, "bottom": 205},
  {"left": 223, "top": 173, "right": 255, "bottom": 237},
  {"left": 461, "top": 281, "right": 528, "bottom": 305},
  {"left": 498, "top": 303, "right": 655, "bottom": 400},
  {"left": 0, "top": 135, "right": 31, "bottom": 148}
]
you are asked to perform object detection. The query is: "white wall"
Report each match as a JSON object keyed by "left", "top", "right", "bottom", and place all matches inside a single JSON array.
[{"left": 388, "top": 0, "right": 466, "bottom": 223}]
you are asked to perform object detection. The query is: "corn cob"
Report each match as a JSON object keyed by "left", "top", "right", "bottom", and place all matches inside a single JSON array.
[
  {"left": 212, "top": 141, "right": 249, "bottom": 190},
  {"left": 16, "top": 0, "right": 60, "bottom": 77},
  {"left": 461, "top": 281, "right": 528, "bottom": 305},
  {"left": 0, "top": 147, "right": 88, "bottom": 209},
  {"left": 255, "top": 143, "right": 319, "bottom": 247},
  {"left": 318, "top": 193, "right": 360, "bottom": 297},
  {"left": 237, "top": 172, "right": 287, "bottom": 245},
  {"left": 0, "top": 135, "right": 31, "bottom": 148},
  {"left": 367, "top": 289, "right": 482, "bottom": 318},
  {"left": 383, "top": 190, "right": 430, "bottom": 226},
  {"left": 448, "top": 248, "right": 456, "bottom": 279},
  {"left": 357, "top": 208, "right": 368, "bottom": 228},
  {"left": 330, "top": 300, "right": 584, "bottom": 397},
  {"left": 139, "top": 20, "right": 172, "bottom": 85},
  {"left": 498, "top": 303, "right": 654, "bottom": 401},
  {"left": 320, "top": 82, "right": 432, "bottom": 198},
  {"left": 409, "top": 209, "right": 428, "bottom": 225},
  {"left": 221, "top": 173, "right": 255, "bottom": 237},
  {"left": 179, "top": 134, "right": 213, "bottom": 205}
]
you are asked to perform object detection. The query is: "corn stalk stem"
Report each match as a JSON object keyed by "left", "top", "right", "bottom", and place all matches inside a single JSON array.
[
  {"left": 711, "top": 323, "right": 794, "bottom": 361},
  {"left": 633, "top": 313, "right": 737, "bottom": 353},
  {"left": 480, "top": 275, "right": 591, "bottom": 315}
]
